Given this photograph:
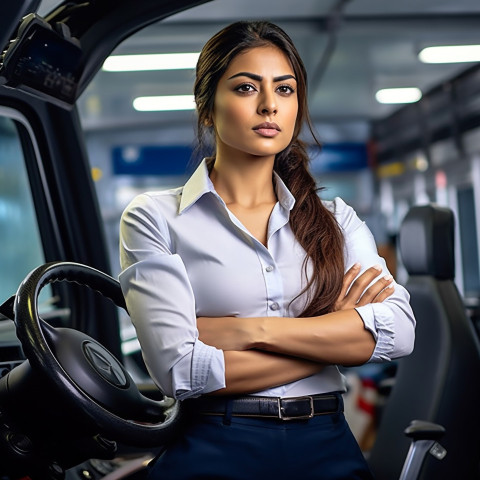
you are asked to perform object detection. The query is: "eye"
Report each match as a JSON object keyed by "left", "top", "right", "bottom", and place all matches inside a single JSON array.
[
  {"left": 276, "top": 84, "right": 295, "bottom": 96},
  {"left": 235, "top": 83, "right": 257, "bottom": 94}
]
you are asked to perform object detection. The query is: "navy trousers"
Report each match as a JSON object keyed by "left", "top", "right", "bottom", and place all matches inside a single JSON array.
[{"left": 148, "top": 395, "right": 374, "bottom": 480}]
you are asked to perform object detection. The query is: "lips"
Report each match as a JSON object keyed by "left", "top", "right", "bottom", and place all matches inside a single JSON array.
[{"left": 253, "top": 122, "right": 281, "bottom": 137}]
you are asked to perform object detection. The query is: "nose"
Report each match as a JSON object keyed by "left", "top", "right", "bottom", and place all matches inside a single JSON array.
[{"left": 258, "top": 90, "right": 277, "bottom": 116}]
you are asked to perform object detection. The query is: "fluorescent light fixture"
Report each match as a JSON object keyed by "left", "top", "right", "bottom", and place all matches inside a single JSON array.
[
  {"left": 133, "top": 95, "right": 196, "bottom": 111},
  {"left": 419, "top": 45, "right": 480, "bottom": 64},
  {"left": 375, "top": 88, "right": 422, "bottom": 104},
  {"left": 103, "top": 52, "right": 200, "bottom": 72}
]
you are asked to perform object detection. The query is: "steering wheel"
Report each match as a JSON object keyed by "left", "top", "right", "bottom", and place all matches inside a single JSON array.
[{"left": 11, "top": 261, "right": 182, "bottom": 448}]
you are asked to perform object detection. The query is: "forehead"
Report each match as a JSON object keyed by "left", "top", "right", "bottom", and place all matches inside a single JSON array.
[{"left": 224, "top": 45, "right": 295, "bottom": 78}]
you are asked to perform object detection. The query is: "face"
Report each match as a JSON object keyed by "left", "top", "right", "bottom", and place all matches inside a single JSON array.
[{"left": 211, "top": 45, "right": 298, "bottom": 161}]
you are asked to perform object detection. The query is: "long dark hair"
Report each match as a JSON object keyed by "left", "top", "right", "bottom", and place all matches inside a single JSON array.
[{"left": 194, "top": 21, "right": 344, "bottom": 317}]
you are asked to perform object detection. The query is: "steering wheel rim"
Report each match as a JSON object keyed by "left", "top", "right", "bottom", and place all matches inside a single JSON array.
[{"left": 13, "top": 261, "right": 182, "bottom": 447}]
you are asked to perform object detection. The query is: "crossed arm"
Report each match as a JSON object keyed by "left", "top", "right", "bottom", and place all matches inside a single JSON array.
[{"left": 197, "top": 264, "right": 394, "bottom": 395}]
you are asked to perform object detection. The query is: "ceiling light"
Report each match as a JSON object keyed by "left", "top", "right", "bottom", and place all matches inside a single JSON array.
[
  {"left": 375, "top": 88, "right": 422, "bottom": 104},
  {"left": 133, "top": 95, "right": 196, "bottom": 111},
  {"left": 418, "top": 45, "right": 480, "bottom": 64},
  {"left": 103, "top": 53, "right": 200, "bottom": 72}
]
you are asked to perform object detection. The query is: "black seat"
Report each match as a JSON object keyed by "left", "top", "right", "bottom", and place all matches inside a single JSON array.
[{"left": 367, "top": 204, "right": 480, "bottom": 479}]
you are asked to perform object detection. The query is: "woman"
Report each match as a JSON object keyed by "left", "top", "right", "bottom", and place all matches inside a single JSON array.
[{"left": 119, "top": 20, "right": 415, "bottom": 479}]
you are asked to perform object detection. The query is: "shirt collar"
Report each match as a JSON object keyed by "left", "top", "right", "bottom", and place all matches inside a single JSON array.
[
  {"left": 273, "top": 171, "right": 296, "bottom": 211},
  {"left": 179, "top": 159, "right": 215, "bottom": 214},
  {"left": 179, "top": 158, "right": 296, "bottom": 214}
]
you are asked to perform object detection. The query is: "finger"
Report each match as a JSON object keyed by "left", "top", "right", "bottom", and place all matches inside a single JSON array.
[
  {"left": 372, "top": 283, "right": 395, "bottom": 303},
  {"left": 345, "top": 264, "right": 383, "bottom": 300},
  {"left": 356, "top": 274, "right": 394, "bottom": 306},
  {"left": 340, "top": 263, "right": 361, "bottom": 297},
  {"left": 334, "top": 264, "right": 362, "bottom": 311}
]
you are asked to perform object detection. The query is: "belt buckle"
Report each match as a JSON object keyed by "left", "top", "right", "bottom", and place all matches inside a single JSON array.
[{"left": 278, "top": 395, "right": 314, "bottom": 421}]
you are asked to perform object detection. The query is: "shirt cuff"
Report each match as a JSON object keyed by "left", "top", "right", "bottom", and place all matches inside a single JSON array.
[
  {"left": 355, "top": 303, "right": 395, "bottom": 363},
  {"left": 173, "top": 340, "right": 226, "bottom": 400}
]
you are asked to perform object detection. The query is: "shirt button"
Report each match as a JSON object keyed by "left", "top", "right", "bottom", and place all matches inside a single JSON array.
[
  {"left": 270, "top": 302, "right": 280, "bottom": 311},
  {"left": 265, "top": 265, "right": 274, "bottom": 272}
]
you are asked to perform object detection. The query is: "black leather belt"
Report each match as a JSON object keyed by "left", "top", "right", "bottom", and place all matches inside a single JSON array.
[{"left": 184, "top": 393, "right": 341, "bottom": 421}]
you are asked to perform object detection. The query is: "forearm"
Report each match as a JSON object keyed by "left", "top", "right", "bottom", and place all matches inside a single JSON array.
[
  {"left": 211, "top": 350, "right": 324, "bottom": 395},
  {"left": 252, "top": 310, "right": 375, "bottom": 366},
  {"left": 199, "top": 311, "right": 374, "bottom": 366},
  {"left": 200, "top": 310, "right": 375, "bottom": 366}
]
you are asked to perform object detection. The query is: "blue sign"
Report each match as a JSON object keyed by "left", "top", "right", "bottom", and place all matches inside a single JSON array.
[
  {"left": 309, "top": 143, "right": 368, "bottom": 173},
  {"left": 112, "top": 145, "right": 193, "bottom": 176}
]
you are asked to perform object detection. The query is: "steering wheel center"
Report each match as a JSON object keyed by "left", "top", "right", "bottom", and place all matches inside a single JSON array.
[{"left": 83, "top": 341, "right": 128, "bottom": 388}]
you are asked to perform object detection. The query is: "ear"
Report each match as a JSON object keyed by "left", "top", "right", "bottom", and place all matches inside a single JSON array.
[{"left": 203, "top": 116, "right": 214, "bottom": 127}]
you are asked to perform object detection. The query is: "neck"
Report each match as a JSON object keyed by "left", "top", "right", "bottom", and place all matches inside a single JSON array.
[{"left": 210, "top": 153, "right": 276, "bottom": 208}]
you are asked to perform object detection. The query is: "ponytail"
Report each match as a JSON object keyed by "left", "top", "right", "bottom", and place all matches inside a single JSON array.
[{"left": 275, "top": 140, "right": 344, "bottom": 316}]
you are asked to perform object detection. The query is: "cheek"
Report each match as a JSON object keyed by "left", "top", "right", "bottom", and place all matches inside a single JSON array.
[
  {"left": 291, "top": 104, "right": 299, "bottom": 127},
  {"left": 285, "top": 105, "right": 299, "bottom": 139},
  {"left": 213, "top": 103, "right": 251, "bottom": 145},
  {"left": 214, "top": 99, "right": 246, "bottom": 128}
]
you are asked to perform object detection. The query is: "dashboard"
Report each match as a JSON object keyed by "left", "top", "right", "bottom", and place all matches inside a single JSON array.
[{"left": 0, "top": 319, "right": 25, "bottom": 380}]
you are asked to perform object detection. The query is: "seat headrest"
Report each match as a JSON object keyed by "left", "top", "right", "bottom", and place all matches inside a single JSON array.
[{"left": 399, "top": 204, "right": 455, "bottom": 279}]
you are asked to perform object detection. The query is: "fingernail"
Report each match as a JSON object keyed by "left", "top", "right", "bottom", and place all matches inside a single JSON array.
[
  {"left": 387, "top": 284, "right": 395, "bottom": 289},
  {"left": 384, "top": 274, "right": 393, "bottom": 281},
  {"left": 353, "top": 263, "right": 361, "bottom": 269},
  {"left": 373, "top": 264, "right": 382, "bottom": 271}
]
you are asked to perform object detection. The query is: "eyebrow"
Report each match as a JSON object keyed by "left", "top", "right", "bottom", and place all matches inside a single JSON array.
[{"left": 227, "top": 72, "right": 297, "bottom": 82}]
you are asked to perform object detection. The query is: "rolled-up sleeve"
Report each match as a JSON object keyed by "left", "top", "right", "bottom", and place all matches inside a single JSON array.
[
  {"left": 332, "top": 197, "right": 416, "bottom": 362},
  {"left": 119, "top": 194, "right": 225, "bottom": 399}
]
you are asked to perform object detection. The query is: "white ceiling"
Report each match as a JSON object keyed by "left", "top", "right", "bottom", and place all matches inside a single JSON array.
[{"left": 37, "top": 0, "right": 480, "bottom": 142}]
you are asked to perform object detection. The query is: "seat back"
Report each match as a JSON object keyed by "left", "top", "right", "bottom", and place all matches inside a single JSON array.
[{"left": 368, "top": 204, "right": 480, "bottom": 479}]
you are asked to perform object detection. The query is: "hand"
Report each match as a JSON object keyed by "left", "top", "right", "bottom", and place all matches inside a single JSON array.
[{"left": 334, "top": 263, "right": 394, "bottom": 311}]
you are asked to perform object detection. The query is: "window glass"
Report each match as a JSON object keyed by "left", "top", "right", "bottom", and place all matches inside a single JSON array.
[
  {"left": 457, "top": 186, "right": 480, "bottom": 298},
  {"left": 0, "top": 115, "right": 49, "bottom": 309}
]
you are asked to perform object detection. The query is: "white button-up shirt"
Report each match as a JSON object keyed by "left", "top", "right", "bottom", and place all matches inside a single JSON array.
[{"left": 119, "top": 160, "right": 415, "bottom": 400}]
